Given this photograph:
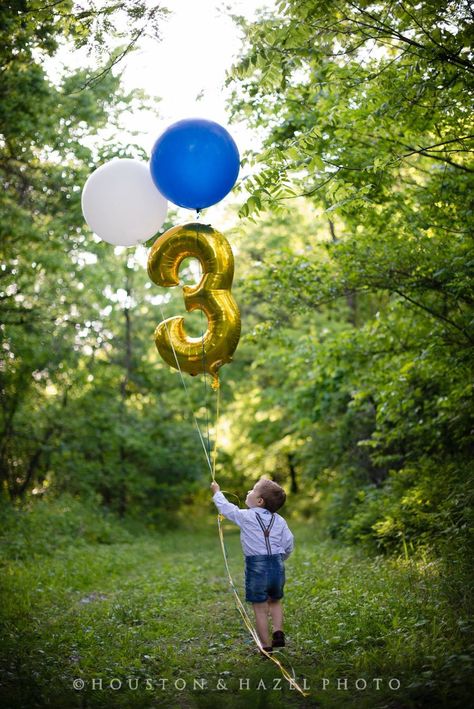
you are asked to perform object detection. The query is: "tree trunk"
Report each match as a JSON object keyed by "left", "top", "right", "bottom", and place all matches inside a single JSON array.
[
  {"left": 287, "top": 453, "right": 298, "bottom": 494},
  {"left": 14, "top": 386, "right": 70, "bottom": 498}
]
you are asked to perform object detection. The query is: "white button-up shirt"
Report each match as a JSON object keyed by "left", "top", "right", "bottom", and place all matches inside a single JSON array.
[{"left": 212, "top": 491, "right": 294, "bottom": 559}]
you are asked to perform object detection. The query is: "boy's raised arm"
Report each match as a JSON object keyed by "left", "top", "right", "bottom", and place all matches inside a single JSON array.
[{"left": 210, "top": 482, "right": 247, "bottom": 528}]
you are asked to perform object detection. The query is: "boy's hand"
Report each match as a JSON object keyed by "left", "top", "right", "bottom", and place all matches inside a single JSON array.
[{"left": 210, "top": 482, "right": 220, "bottom": 494}]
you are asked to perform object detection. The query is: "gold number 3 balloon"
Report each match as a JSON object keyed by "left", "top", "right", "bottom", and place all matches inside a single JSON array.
[{"left": 147, "top": 222, "right": 241, "bottom": 386}]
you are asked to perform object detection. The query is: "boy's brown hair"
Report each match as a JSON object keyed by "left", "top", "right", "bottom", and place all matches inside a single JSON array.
[{"left": 256, "top": 478, "right": 286, "bottom": 513}]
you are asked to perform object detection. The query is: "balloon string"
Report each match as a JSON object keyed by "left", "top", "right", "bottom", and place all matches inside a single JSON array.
[
  {"left": 200, "top": 307, "right": 212, "bottom": 465},
  {"left": 158, "top": 304, "right": 212, "bottom": 472},
  {"left": 212, "top": 382, "right": 219, "bottom": 481},
  {"left": 157, "top": 307, "right": 308, "bottom": 698}
]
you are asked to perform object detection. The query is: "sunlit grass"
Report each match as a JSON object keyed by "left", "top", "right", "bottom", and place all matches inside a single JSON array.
[{"left": 0, "top": 496, "right": 472, "bottom": 708}]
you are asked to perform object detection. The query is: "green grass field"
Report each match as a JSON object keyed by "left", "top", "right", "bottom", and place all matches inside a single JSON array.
[{"left": 0, "top": 496, "right": 472, "bottom": 708}]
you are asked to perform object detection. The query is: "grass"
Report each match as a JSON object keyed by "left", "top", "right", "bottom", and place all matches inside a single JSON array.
[{"left": 0, "top": 495, "right": 473, "bottom": 708}]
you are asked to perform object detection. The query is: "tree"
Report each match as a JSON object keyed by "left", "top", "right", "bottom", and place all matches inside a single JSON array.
[
  {"left": 226, "top": 0, "right": 474, "bottom": 552},
  {"left": 0, "top": 1, "right": 209, "bottom": 516}
]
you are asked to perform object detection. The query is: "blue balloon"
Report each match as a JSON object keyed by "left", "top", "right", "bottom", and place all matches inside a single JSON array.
[{"left": 150, "top": 119, "right": 240, "bottom": 210}]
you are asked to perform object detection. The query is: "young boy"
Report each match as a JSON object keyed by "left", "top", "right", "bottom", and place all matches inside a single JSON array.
[{"left": 210, "top": 478, "right": 294, "bottom": 655}]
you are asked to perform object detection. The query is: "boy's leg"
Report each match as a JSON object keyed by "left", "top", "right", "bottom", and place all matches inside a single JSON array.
[
  {"left": 268, "top": 599, "right": 283, "bottom": 632},
  {"left": 252, "top": 601, "right": 271, "bottom": 647}
]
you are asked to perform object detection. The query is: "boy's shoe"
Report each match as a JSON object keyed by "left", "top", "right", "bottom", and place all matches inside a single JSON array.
[
  {"left": 259, "top": 646, "right": 273, "bottom": 657},
  {"left": 272, "top": 631, "right": 285, "bottom": 648}
]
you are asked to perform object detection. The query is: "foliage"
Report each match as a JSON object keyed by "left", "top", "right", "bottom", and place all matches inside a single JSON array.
[
  {"left": 1, "top": 0, "right": 473, "bottom": 561},
  {"left": 0, "top": 0, "right": 211, "bottom": 517},
  {"left": 229, "top": 0, "right": 473, "bottom": 218},
  {"left": 224, "top": 0, "right": 474, "bottom": 553},
  {"left": 0, "top": 493, "right": 135, "bottom": 560}
]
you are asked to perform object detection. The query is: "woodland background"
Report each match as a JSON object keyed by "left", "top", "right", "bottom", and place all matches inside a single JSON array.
[{"left": 1, "top": 1, "right": 473, "bottom": 707}]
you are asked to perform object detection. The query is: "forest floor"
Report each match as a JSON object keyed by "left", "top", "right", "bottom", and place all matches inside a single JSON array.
[{"left": 0, "top": 495, "right": 472, "bottom": 708}]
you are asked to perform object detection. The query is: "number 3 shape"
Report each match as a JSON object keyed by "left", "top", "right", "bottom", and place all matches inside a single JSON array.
[{"left": 147, "top": 222, "right": 241, "bottom": 385}]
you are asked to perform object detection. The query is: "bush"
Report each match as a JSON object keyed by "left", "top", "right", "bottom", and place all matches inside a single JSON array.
[
  {"left": 324, "top": 459, "right": 474, "bottom": 558},
  {"left": 0, "top": 493, "right": 135, "bottom": 561}
]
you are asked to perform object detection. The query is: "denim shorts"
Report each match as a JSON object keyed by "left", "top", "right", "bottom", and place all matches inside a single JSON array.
[{"left": 244, "top": 554, "right": 285, "bottom": 603}]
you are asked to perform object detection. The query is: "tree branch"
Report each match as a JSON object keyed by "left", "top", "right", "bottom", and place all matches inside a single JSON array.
[{"left": 393, "top": 289, "right": 473, "bottom": 343}]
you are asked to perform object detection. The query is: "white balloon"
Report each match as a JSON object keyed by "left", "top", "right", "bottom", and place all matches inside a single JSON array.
[{"left": 81, "top": 158, "right": 168, "bottom": 246}]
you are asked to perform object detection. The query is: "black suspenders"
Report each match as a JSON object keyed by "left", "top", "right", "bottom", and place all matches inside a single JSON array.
[{"left": 255, "top": 512, "right": 276, "bottom": 554}]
